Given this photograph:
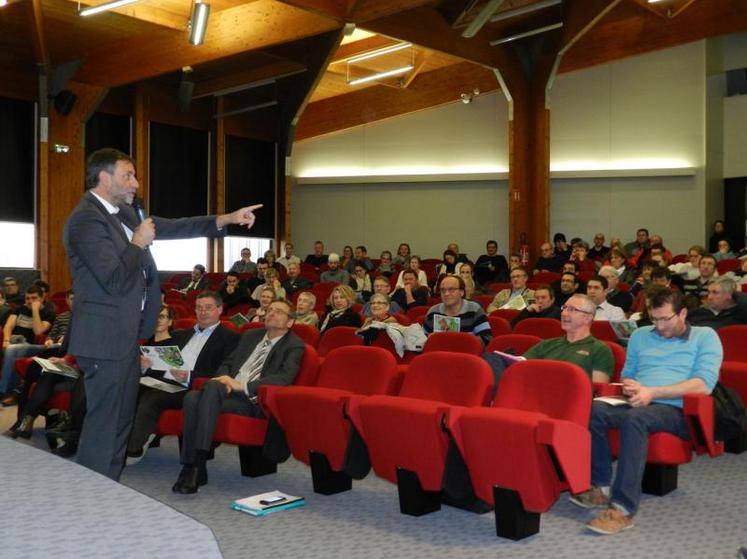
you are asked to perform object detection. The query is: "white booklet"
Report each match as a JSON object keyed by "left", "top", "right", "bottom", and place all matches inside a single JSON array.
[
  {"left": 33, "top": 357, "right": 79, "bottom": 379},
  {"left": 139, "top": 376, "right": 187, "bottom": 393},
  {"left": 230, "top": 491, "right": 305, "bottom": 517},
  {"left": 492, "top": 350, "right": 527, "bottom": 365},
  {"left": 140, "top": 345, "right": 185, "bottom": 371}
]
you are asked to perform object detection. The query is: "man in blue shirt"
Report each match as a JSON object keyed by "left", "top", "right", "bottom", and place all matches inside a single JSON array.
[{"left": 570, "top": 286, "right": 722, "bottom": 535}]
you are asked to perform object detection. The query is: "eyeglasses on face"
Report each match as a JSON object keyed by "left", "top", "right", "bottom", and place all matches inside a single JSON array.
[
  {"left": 560, "top": 304, "right": 593, "bottom": 315},
  {"left": 649, "top": 313, "right": 677, "bottom": 324}
]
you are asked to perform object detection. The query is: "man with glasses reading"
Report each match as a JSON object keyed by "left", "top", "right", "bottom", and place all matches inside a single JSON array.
[
  {"left": 523, "top": 294, "right": 613, "bottom": 382},
  {"left": 571, "top": 286, "right": 722, "bottom": 535},
  {"left": 172, "top": 299, "right": 304, "bottom": 494},
  {"left": 423, "top": 275, "right": 491, "bottom": 346}
]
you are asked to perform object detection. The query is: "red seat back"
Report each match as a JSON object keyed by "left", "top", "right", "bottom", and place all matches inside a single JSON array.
[
  {"left": 513, "top": 317, "right": 563, "bottom": 339},
  {"left": 295, "top": 344, "right": 321, "bottom": 386},
  {"left": 487, "top": 316, "right": 512, "bottom": 337},
  {"left": 489, "top": 308, "right": 521, "bottom": 322},
  {"left": 317, "top": 326, "right": 363, "bottom": 357},
  {"left": 717, "top": 259, "right": 741, "bottom": 274},
  {"left": 399, "top": 352, "right": 493, "bottom": 406},
  {"left": 473, "top": 295, "right": 494, "bottom": 310},
  {"left": 316, "top": 346, "right": 399, "bottom": 394},
  {"left": 291, "top": 323, "right": 320, "bottom": 347},
  {"left": 719, "top": 326, "right": 747, "bottom": 362},
  {"left": 423, "top": 332, "right": 483, "bottom": 355},
  {"left": 590, "top": 321, "right": 618, "bottom": 343},
  {"left": 486, "top": 334, "right": 541, "bottom": 355},
  {"left": 493, "top": 360, "right": 592, "bottom": 424},
  {"left": 406, "top": 306, "right": 429, "bottom": 324},
  {"left": 602, "top": 340, "right": 626, "bottom": 382},
  {"left": 173, "top": 317, "right": 197, "bottom": 330}
]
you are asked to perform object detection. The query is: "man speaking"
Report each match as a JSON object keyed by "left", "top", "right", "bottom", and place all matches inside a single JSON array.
[{"left": 64, "top": 148, "right": 261, "bottom": 480}]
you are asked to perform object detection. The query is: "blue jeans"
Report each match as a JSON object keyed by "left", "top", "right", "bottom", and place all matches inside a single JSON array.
[
  {"left": 589, "top": 400, "right": 690, "bottom": 515},
  {"left": 0, "top": 344, "right": 45, "bottom": 394}
]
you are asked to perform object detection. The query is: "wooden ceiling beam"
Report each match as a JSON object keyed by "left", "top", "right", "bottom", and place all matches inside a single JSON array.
[
  {"left": 192, "top": 60, "right": 308, "bottom": 99},
  {"left": 75, "top": 0, "right": 341, "bottom": 87},
  {"left": 274, "top": 0, "right": 356, "bottom": 21},
  {"left": 28, "top": 0, "right": 50, "bottom": 67},
  {"left": 332, "top": 35, "right": 401, "bottom": 62},
  {"left": 61, "top": 0, "right": 190, "bottom": 31},
  {"left": 295, "top": 61, "right": 498, "bottom": 140},
  {"left": 349, "top": 0, "right": 440, "bottom": 23}
]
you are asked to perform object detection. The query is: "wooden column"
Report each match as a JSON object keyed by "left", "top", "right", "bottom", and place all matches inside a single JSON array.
[
  {"left": 212, "top": 97, "right": 226, "bottom": 272},
  {"left": 38, "top": 81, "right": 106, "bottom": 292},
  {"left": 133, "top": 85, "right": 150, "bottom": 209}
]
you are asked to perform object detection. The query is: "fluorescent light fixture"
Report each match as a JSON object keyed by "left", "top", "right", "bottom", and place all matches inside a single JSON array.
[
  {"left": 347, "top": 42, "right": 412, "bottom": 64},
  {"left": 0, "top": 0, "right": 8, "bottom": 7},
  {"left": 348, "top": 65, "right": 414, "bottom": 86},
  {"left": 297, "top": 164, "right": 508, "bottom": 178},
  {"left": 462, "top": 0, "right": 506, "bottom": 38},
  {"left": 79, "top": 0, "right": 141, "bottom": 17},
  {"left": 188, "top": 1, "right": 210, "bottom": 46},
  {"left": 490, "top": 22, "right": 563, "bottom": 46}
]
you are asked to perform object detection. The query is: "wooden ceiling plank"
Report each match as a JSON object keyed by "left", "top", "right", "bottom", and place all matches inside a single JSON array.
[
  {"left": 75, "top": 0, "right": 341, "bottom": 87},
  {"left": 349, "top": 0, "right": 440, "bottom": 23},
  {"left": 274, "top": 0, "right": 352, "bottom": 21},
  {"left": 332, "top": 35, "right": 401, "bottom": 62},
  {"left": 192, "top": 60, "right": 308, "bottom": 99},
  {"left": 61, "top": 0, "right": 190, "bottom": 30}
]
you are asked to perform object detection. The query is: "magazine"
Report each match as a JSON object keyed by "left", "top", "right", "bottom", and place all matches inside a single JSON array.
[
  {"left": 432, "top": 314, "right": 460, "bottom": 333},
  {"left": 33, "top": 357, "right": 79, "bottom": 379},
  {"left": 229, "top": 313, "right": 250, "bottom": 327},
  {"left": 609, "top": 319, "right": 638, "bottom": 342},
  {"left": 140, "top": 345, "right": 185, "bottom": 371}
]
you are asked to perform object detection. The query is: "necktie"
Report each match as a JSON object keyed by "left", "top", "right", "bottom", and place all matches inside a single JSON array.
[{"left": 235, "top": 339, "right": 272, "bottom": 389}]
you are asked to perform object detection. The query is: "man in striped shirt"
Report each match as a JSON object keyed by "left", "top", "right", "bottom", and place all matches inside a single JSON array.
[{"left": 423, "top": 275, "right": 492, "bottom": 346}]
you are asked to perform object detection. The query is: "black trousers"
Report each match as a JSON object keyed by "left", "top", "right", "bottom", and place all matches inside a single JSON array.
[{"left": 127, "top": 387, "right": 186, "bottom": 453}]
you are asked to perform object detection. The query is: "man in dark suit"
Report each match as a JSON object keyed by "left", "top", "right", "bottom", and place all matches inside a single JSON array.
[
  {"left": 173, "top": 299, "right": 304, "bottom": 494},
  {"left": 176, "top": 264, "right": 208, "bottom": 295},
  {"left": 64, "top": 147, "right": 261, "bottom": 481},
  {"left": 125, "top": 292, "right": 240, "bottom": 464}
]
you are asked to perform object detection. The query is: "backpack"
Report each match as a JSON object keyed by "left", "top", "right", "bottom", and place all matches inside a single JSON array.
[{"left": 711, "top": 382, "right": 746, "bottom": 442}]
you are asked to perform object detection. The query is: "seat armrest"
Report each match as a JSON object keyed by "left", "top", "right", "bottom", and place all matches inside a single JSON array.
[
  {"left": 341, "top": 394, "right": 368, "bottom": 435},
  {"left": 192, "top": 377, "right": 209, "bottom": 390},
  {"left": 258, "top": 384, "right": 285, "bottom": 418},
  {"left": 440, "top": 405, "right": 472, "bottom": 450},
  {"left": 594, "top": 382, "right": 622, "bottom": 397},
  {"left": 536, "top": 418, "right": 591, "bottom": 495},
  {"left": 683, "top": 393, "right": 723, "bottom": 457}
]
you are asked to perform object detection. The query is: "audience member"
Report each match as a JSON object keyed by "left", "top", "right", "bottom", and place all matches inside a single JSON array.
[
  {"left": 669, "top": 245, "right": 705, "bottom": 281},
  {"left": 534, "top": 242, "right": 563, "bottom": 273},
  {"left": 510, "top": 285, "right": 561, "bottom": 327},
  {"left": 126, "top": 293, "right": 240, "bottom": 464},
  {"left": 392, "top": 243, "right": 411, "bottom": 267},
  {"left": 395, "top": 256, "right": 428, "bottom": 290},
  {"left": 446, "top": 242, "right": 469, "bottom": 263},
  {"left": 608, "top": 248, "right": 636, "bottom": 284},
  {"left": 487, "top": 267, "right": 534, "bottom": 313},
  {"left": 459, "top": 262, "right": 484, "bottom": 299},
  {"left": 682, "top": 254, "right": 718, "bottom": 304},
  {"left": 624, "top": 228, "right": 650, "bottom": 258},
  {"left": 282, "top": 262, "right": 313, "bottom": 297},
  {"left": 599, "top": 266, "right": 633, "bottom": 313},
  {"left": 320, "top": 253, "right": 350, "bottom": 284},
  {"left": 708, "top": 219, "right": 732, "bottom": 254},
  {"left": 474, "top": 240, "right": 509, "bottom": 284},
  {"left": 250, "top": 268, "right": 285, "bottom": 301},
  {"left": 712, "top": 239, "right": 736, "bottom": 262},
  {"left": 349, "top": 261, "right": 373, "bottom": 301},
  {"left": 688, "top": 277, "right": 747, "bottom": 330},
  {"left": 588, "top": 233, "right": 610, "bottom": 262},
  {"left": 391, "top": 269, "right": 429, "bottom": 311},
  {"left": 553, "top": 233, "right": 571, "bottom": 262},
  {"left": 553, "top": 272, "right": 581, "bottom": 307},
  {"left": 304, "top": 241, "right": 329, "bottom": 270},
  {"left": 523, "top": 294, "right": 613, "bottom": 382},
  {"left": 172, "top": 299, "right": 304, "bottom": 494},
  {"left": 294, "top": 292, "right": 319, "bottom": 328},
  {"left": 228, "top": 248, "right": 257, "bottom": 275},
  {"left": 2, "top": 277, "right": 24, "bottom": 307},
  {"left": 353, "top": 246, "right": 374, "bottom": 272},
  {"left": 177, "top": 265, "right": 208, "bottom": 295},
  {"left": 586, "top": 276, "right": 625, "bottom": 321},
  {"left": 570, "top": 241, "right": 597, "bottom": 273},
  {"left": 246, "top": 258, "right": 268, "bottom": 293},
  {"left": 628, "top": 260, "right": 659, "bottom": 298},
  {"left": 264, "top": 250, "right": 281, "bottom": 272},
  {"left": 320, "top": 285, "right": 362, "bottom": 333},
  {"left": 219, "top": 272, "right": 248, "bottom": 312},
  {"left": 277, "top": 242, "right": 301, "bottom": 270},
  {"left": 362, "top": 277, "right": 403, "bottom": 316},
  {"left": 360, "top": 293, "right": 398, "bottom": 328},
  {"left": 423, "top": 275, "right": 491, "bottom": 345},
  {"left": 0, "top": 290, "right": 11, "bottom": 327},
  {"left": 571, "top": 287, "right": 721, "bottom": 535},
  {"left": 250, "top": 287, "right": 276, "bottom": 323},
  {"left": 375, "top": 251, "right": 394, "bottom": 276},
  {"left": 436, "top": 250, "right": 460, "bottom": 276},
  {"left": 508, "top": 253, "right": 522, "bottom": 271},
  {"left": 340, "top": 245, "right": 354, "bottom": 272}
]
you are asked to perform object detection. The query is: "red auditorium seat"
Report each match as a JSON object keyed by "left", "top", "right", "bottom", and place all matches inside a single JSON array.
[
  {"left": 602, "top": 340, "right": 626, "bottom": 382},
  {"left": 421, "top": 332, "right": 483, "bottom": 355},
  {"left": 406, "top": 306, "right": 428, "bottom": 324},
  {"left": 512, "top": 318, "right": 563, "bottom": 339},
  {"left": 473, "top": 295, "right": 494, "bottom": 310},
  {"left": 173, "top": 318, "right": 197, "bottom": 330},
  {"left": 156, "top": 344, "right": 320, "bottom": 477},
  {"left": 590, "top": 321, "right": 619, "bottom": 343},
  {"left": 219, "top": 320, "right": 242, "bottom": 333},
  {"left": 487, "top": 316, "right": 512, "bottom": 337},
  {"left": 317, "top": 326, "right": 363, "bottom": 357},
  {"left": 357, "top": 352, "right": 494, "bottom": 516},
  {"left": 268, "top": 346, "right": 399, "bottom": 494},
  {"left": 530, "top": 271, "right": 561, "bottom": 284},
  {"left": 291, "top": 323, "right": 321, "bottom": 347},
  {"left": 445, "top": 360, "right": 592, "bottom": 539},
  {"left": 489, "top": 309, "right": 521, "bottom": 322},
  {"left": 719, "top": 361, "right": 747, "bottom": 453},
  {"left": 486, "top": 334, "right": 541, "bottom": 355},
  {"left": 718, "top": 326, "right": 747, "bottom": 362},
  {"left": 716, "top": 259, "right": 741, "bottom": 274}
]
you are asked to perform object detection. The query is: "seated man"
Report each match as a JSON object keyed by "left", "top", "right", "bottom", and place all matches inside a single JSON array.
[
  {"left": 0, "top": 290, "right": 11, "bottom": 327},
  {"left": 682, "top": 254, "right": 718, "bottom": 305},
  {"left": 320, "top": 253, "right": 350, "bottom": 284},
  {"left": 282, "top": 262, "right": 314, "bottom": 297},
  {"left": 362, "top": 276, "right": 403, "bottom": 317},
  {"left": 172, "top": 299, "right": 304, "bottom": 494},
  {"left": 534, "top": 242, "right": 563, "bottom": 274},
  {"left": 523, "top": 294, "right": 613, "bottom": 382},
  {"left": 228, "top": 247, "right": 257, "bottom": 275},
  {"left": 487, "top": 267, "right": 534, "bottom": 313},
  {"left": 629, "top": 266, "right": 673, "bottom": 314},
  {"left": 586, "top": 275, "right": 626, "bottom": 321},
  {"left": 294, "top": 291, "right": 319, "bottom": 327},
  {"left": 552, "top": 271, "right": 581, "bottom": 307},
  {"left": 599, "top": 266, "right": 633, "bottom": 313},
  {"left": 3, "top": 277, "right": 24, "bottom": 307},
  {"left": 250, "top": 268, "right": 285, "bottom": 301},
  {"left": 588, "top": 233, "right": 610, "bottom": 263},
  {"left": 219, "top": 272, "right": 248, "bottom": 312},
  {"left": 571, "top": 287, "right": 721, "bottom": 534},
  {"left": 304, "top": 240, "right": 328, "bottom": 271},
  {"left": 424, "top": 275, "right": 492, "bottom": 346},
  {"left": 177, "top": 264, "right": 208, "bottom": 295},
  {"left": 553, "top": 233, "right": 572, "bottom": 262},
  {"left": 668, "top": 245, "right": 706, "bottom": 282},
  {"left": 245, "top": 258, "right": 268, "bottom": 294},
  {"left": 277, "top": 242, "right": 301, "bottom": 271},
  {"left": 390, "top": 270, "right": 429, "bottom": 312},
  {"left": 623, "top": 228, "right": 650, "bottom": 259},
  {"left": 688, "top": 277, "right": 747, "bottom": 330},
  {"left": 474, "top": 240, "right": 509, "bottom": 284},
  {"left": 349, "top": 245, "right": 374, "bottom": 272},
  {"left": 126, "top": 292, "right": 240, "bottom": 464},
  {"left": 0, "top": 285, "right": 55, "bottom": 398},
  {"left": 510, "top": 285, "right": 561, "bottom": 327}
]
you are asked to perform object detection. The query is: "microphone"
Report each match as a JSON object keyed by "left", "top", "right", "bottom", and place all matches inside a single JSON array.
[{"left": 132, "top": 197, "right": 146, "bottom": 224}]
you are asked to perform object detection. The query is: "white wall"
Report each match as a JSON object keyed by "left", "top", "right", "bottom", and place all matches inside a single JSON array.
[
  {"left": 724, "top": 96, "right": 747, "bottom": 178},
  {"left": 292, "top": 180, "right": 509, "bottom": 261}
]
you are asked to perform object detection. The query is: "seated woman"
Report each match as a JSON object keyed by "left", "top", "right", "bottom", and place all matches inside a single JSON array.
[
  {"left": 458, "top": 262, "right": 484, "bottom": 299},
  {"left": 250, "top": 287, "right": 277, "bottom": 323},
  {"left": 319, "top": 285, "right": 362, "bottom": 333},
  {"left": 712, "top": 239, "right": 737, "bottom": 262},
  {"left": 250, "top": 268, "right": 286, "bottom": 301},
  {"left": 606, "top": 248, "right": 636, "bottom": 285},
  {"left": 436, "top": 249, "right": 460, "bottom": 277},
  {"left": 392, "top": 243, "right": 411, "bottom": 267},
  {"left": 264, "top": 249, "right": 282, "bottom": 272},
  {"left": 360, "top": 293, "right": 398, "bottom": 328},
  {"left": 375, "top": 250, "right": 394, "bottom": 277},
  {"left": 394, "top": 255, "right": 429, "bottom": 291},
  {"left": 294, "top": 291, "right": 319, "bottom": 327},
  {"left": 340, "top": 245, "right": 355, "bottom": 273},
  {"left": 349, "top": 261, "right": 373, "bottom": 301}
]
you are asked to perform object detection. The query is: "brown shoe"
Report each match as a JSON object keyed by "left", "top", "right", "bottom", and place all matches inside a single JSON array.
[
  {"left": 586, "top": 507, "right": 634, "bottom": 535},
  {"left": 1, "top": 393, "right": 18, "bottom": 407},
  {"left": 569, "top": 487, "right": 609, "bottom": 509}
]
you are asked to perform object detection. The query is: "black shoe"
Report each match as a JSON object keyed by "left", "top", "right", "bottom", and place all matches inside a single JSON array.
[
  {"left": 172, "top": 465, "right": 208, "bottom": 494},
  {"left": 51, "top": 439, "right": 78, "bottom": 458},
  {"left": 47, "top": 414, "right": 74, "bottom": 435},
  {"left": 14, "top": 415, "right": 35, "bottom": 439}
]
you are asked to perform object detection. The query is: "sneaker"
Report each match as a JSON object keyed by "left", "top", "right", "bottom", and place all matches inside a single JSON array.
[
  {"left": 126, "top": 433, "right": 156, "bottom": 466},
  {"left": 569, "top": 487, "right": 609, "bottom": 509},
  {"left": 586, "top": 507, "right": 634, "bottom": 535}
]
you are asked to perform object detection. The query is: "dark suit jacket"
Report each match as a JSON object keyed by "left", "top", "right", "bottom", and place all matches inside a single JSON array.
[
  {"left": 282, "top": 276, "right": 313, "bottom": 296},
  {"left": 170, "top": 324, "right": 240, "bottom": 379},
  {"left": 216, "top": 328, "right": 305, "bottom": 395},
  {"left": 63, "top": 191, "right": 224, "bottom": 360}
]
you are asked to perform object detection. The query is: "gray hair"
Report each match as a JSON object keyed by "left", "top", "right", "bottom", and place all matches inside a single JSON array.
[
  {"left": 567, "top": 293, "right": 596, "bottom": 315},
  {"left": 328, "top": 252, "right": 340, "bottom": 262},
  {"left": 711, "top": 276, "right": 737, "bottom": 297},
  {"left": 598, "top": 266, "right": 620, "bottom": 279}
]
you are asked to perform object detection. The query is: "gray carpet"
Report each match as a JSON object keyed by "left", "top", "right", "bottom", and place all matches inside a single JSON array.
[{"left": 6, "top": 414, "right": 747, "bottom": 559}]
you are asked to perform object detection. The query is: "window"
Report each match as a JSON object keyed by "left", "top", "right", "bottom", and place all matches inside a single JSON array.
[
  {"left": 150, "top": 238, "right": 208, "bottom": 272},
  {"left": 223, "top": 236, "right": 272, "bottom": 272},
  {"left": 0, "top": 222, "right": 35, "bottom": 268}
]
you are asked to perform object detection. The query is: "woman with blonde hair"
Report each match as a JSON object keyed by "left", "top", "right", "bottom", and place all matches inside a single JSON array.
[{"left": 320, "top": 284, "right": 362, "bottom": 333}]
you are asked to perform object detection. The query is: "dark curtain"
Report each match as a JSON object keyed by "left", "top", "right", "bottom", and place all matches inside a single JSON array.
[
  {"left": 86, "top": 112, "right": 131, "bottom": 158},
  {"left": 149, "top": 122, "right": 209, "bottom": 218},
  {"left": 224, "top": 135, "right": 276, "bottom": 239},
  {"left": 0, "top": 96, "right": 34, "bottom": 222}
]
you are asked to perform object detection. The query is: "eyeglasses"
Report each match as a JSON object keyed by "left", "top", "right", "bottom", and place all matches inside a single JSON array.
[
  {"left": 510, "top": 275, "right": 526, "bottom": 280},
  {"left": 267, "top": 307, "right": 289, "bottom": 316},
  {"left": 560, "top": 304, "right": 593, "bottom": 315},
  {"left": 439, "top": 287, "right": 461, "bottom": 294},
  {"left": 195, "top": 306, "right": 217, "bottom": 313},
  {"left": 650, "top": 313, "right": 677, "bottom": 324}
]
